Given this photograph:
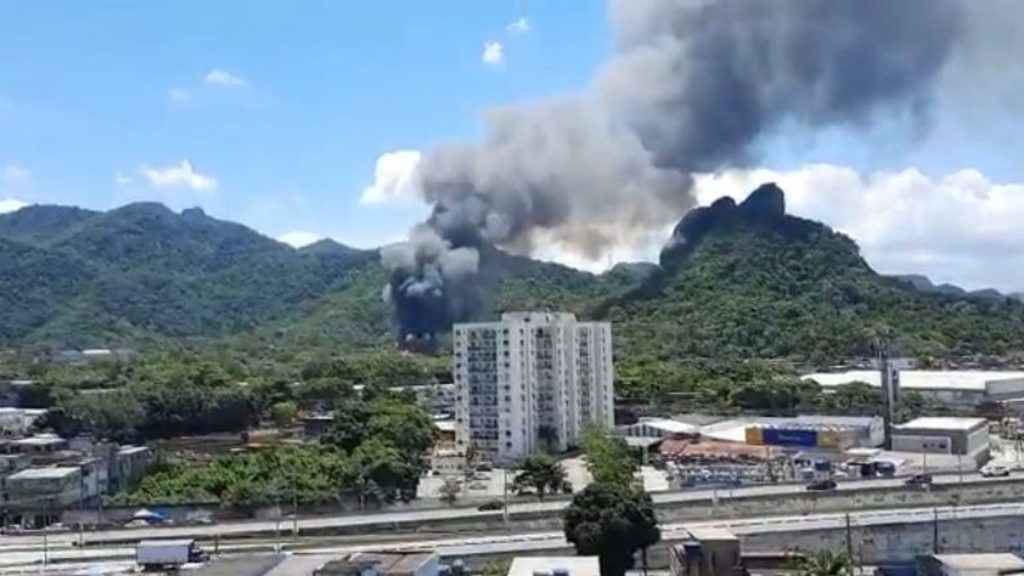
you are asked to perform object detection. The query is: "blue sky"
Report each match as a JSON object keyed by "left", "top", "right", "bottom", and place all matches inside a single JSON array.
[
  {"left": 1, "top": 1, "right": 1022, "bottom": 289},
  {"left": 0, "top": 0, "right": 610, "bottom": 247}
]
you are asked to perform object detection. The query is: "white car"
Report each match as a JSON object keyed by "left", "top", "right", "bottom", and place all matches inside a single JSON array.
[{"left": 981, "top": 463, "right": 1011, "bottom": 477}]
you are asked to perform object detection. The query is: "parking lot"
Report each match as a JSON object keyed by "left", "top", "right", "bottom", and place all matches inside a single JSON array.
[{"left": 418, "top": 456, "right": 672, "bottom": 500}]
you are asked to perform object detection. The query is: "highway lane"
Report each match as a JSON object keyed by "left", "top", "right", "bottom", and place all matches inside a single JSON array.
[
  {"left": 4, "top": 501, "right": 1024, "bottom": 569},
  {"left": 0, "top": 469, "right": 1015, "bottom": 551}
]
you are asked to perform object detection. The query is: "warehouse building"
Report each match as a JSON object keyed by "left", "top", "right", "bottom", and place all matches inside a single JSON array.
[
  {"left": 701, "top": 415, "right": 884, "bottom": 451},
  {"left": 802, "top": 370, "right": 1024, "bottom": 407},
  {"left": 891, "top": 417, "right": 990, "bottom": 457},
  {"left": 617, "top": 417, "right": 699, "bottom": 439}
]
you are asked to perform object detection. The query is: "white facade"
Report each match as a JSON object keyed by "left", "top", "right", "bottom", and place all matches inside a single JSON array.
[{"left": 453, "top": 312, "right": 614, "bottom": 464}]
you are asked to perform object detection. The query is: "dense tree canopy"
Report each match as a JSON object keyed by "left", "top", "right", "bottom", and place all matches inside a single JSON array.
[
  {"left": 563, "top": 483, "right": 661, "bottom": 576},
  {"left": 5, "top": 195, "right": 1024, "bottom": 366}
]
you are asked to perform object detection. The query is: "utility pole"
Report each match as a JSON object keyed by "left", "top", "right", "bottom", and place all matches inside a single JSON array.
[
  {"left": 502, "top": 468, "right": 510, "bottom": 531},
  {"left": 291, "top": 481, "right": 298, "bottom": 536},
  {"left": 42, "top": 499, "right": 49, "bottom": 569},
  {"left": 845, "top": 513, "right": 853, "bottom": 572},
  {"left": 932, "top": 507, "right": 940, "bottom": 554}
]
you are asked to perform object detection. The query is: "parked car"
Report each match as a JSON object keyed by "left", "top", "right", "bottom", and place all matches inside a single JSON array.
[
  {"left": 477, "top": 500, "right": 504, "bottom": 511},
  {"left": 905, "top": 473, "right": 933, "bottom": 488},
  {"left": 981, "top": 463, "right": 1011, "bottom": 477},
  {"left": 805, "top": 478, "right": 837, "bottom": 491}
]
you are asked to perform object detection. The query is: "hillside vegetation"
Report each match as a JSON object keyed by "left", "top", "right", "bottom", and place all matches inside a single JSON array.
[{"left": 3, "top": 185, "right": 1024, "bottom": 365}]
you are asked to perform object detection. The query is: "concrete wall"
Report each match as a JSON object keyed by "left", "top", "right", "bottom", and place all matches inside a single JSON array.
[
  {"left": 452, "top": 514, "right": 1024, "bottom": 573},
  {"left": 739, "top": 514, "right": 1024, "bottom": 565}
]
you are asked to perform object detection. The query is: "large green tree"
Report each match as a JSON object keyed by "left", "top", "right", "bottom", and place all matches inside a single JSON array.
[
  {"left": 512, "top": 454, "right": 567, "bottom": 501},
  {"left": 563, "top": 483, "right": 661, "bottom": 576},
  {"left": 580, "top": 424, "right": 637, "bottom": 488}
]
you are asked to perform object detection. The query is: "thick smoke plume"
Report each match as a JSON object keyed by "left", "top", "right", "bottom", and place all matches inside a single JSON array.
[{"left": 384, "top": 0, "right": 967, "bottom": 343}]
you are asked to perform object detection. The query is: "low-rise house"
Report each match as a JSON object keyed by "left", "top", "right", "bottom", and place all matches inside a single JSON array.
[
  {"left": 112, "top": 445, "right": 153, "bottom": 491},
  {"left": 0, "top": 408, "right": 47, "bottom": 437},
  {"left": 9, "top": 434, "right": 69, "bottom": 456},
  {"left": 303, "top": 414, "right": 335, "bottom": 442},
  {"left": 4, "top": 466, "right": 83, "bottom": 527}
]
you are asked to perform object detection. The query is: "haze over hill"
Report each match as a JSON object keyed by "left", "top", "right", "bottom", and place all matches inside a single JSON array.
[{"left": 3, "top": 184, "right": 1024, "bottom": 364}]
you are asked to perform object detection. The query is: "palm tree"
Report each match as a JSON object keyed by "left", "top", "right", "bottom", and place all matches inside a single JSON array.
[
  {"left": 795, "top": 549, "right": 852, "bottom": 576},
  {"left": 512, "top": 454, "right": 567, "bottom": 500}
]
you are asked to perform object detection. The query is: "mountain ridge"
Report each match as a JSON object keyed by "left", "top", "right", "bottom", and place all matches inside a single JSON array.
[{"left": 3, "top": 191, "right": 1024, "bottom": 364}]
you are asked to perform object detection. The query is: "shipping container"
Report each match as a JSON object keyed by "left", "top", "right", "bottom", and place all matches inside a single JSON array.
[
  {"left": 817, "top": 430, "right": 840, "bottom": 449},
  {"left": 745, "top": 426, "right": 763, "bottom": 445}
]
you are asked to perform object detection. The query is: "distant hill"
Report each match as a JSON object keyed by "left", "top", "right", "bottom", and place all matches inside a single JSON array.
[
  {"left": 0, "top": 203, "right": 375, "bottom": 348},
  {"left": 3, "top": 190, "right": 1024, "bottom": 365},
  {"left": 891, "top": 273, "right": 1013, "bottom": 302},
  {"left": 593, "top": 183, "right": 1024, "bottom": 363}
]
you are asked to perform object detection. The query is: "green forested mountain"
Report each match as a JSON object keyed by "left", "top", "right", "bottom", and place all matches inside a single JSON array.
[
  {"left": 600, "top": 184, "right": 1024, "bottom": 363},
  {"left": 3, "top": 186, "right": 1024, "bottom": 364}
]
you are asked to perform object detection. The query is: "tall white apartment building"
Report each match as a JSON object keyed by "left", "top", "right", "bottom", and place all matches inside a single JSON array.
[{"left": 453, "top": 312, "right": 614, "bottom": 465}]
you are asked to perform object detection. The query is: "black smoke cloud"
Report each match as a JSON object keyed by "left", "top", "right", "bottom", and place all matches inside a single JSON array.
[{"left": 383, "top": 0, "right": 969, "bottom": 343}]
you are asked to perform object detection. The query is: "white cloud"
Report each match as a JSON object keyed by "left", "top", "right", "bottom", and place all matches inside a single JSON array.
[
  {"left": 0, "top": 198, "right": 29, "bottom": 214},
  {"left": 528, "top": 164, "right": 1024, "bottom": 290},
  {"left": 203, "top": 69, "right": 247, "bottom": 87},
  {"left": 482, "top": 41, "right": 504, "bottom": 65},
  {"left": 115, "top": 172, "right": 132, "bottom": 186},
  {"left": 507, "top": 17, "right": 530, "bottom": 34},
  {"left": 277, "top": 231, "right": 323, "bottom": 248},
  {"left": 692, "top": 165, "right": 1024, "bottom": 291},
  {"left": 169, "top": 88, "right": 191, "bottom": 102},
  {"left": 139, "top": 160, "right": 218, "bottom": 192},
  {"left": 1, "top": 165, "right": 29, "bottom": 182},
  {"left": 359, "top": 150, "right": 423, "bottom": 205}
]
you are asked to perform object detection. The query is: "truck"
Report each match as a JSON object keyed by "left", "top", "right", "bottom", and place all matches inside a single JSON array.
[{"left": 136, "top": 539, "right": 207, "bottom": 570}]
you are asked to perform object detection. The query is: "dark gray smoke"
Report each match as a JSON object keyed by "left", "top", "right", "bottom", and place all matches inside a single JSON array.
[{"left": 384, "top": 0, "right": 969, "bottom": 343}]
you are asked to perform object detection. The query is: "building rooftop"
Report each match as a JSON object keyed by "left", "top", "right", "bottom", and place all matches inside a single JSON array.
[
  {"left": 803, "top": 370, "right": 1024, "bottom": 392},
  {"left": 13, "top": 434, "right": 66, "bottom": 447},
  {"left": 932, "top": 553, "right": 1024, "bottom": 571},
  {"left": 307, "top": 551, "right": 437, "bottom": 576},
  {"left": 686, "top": 526, "right": 739, "bottom": 541},
  {"left": 895, "top": 417, "right": 988, "bottom": 431},
  {"left": 507, "top": 556, "right": 600, "bottom": 576},
  {"left": 623, "top": 436, "right": 664, "bottom": 448},
  {"left": 636, "top": 417, "right": 700, "bottom": 434},
  {"left": 0, "top": 407, "right": 47, "bottom": 416},
  {"left": 190, "top": 553, "right": 285, "bottom": 576},
  {"left": 6, "top": 466, "right": 80, "bottom": 481},
  {"left": 434, "top": 420, "right": 457, "bottom": 433}
]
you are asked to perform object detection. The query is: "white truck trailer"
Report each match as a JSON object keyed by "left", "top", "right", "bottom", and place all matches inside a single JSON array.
[{"left": 136, "top": 539, "right": 207, "bottom": 570}]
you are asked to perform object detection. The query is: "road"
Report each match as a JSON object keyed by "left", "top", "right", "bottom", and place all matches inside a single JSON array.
[
  {"left": 2, "top": 501, "right": 1023, "bottom": 570},
  {"left": 0, "top": 469, "right": 1011, "bottom": 551}
]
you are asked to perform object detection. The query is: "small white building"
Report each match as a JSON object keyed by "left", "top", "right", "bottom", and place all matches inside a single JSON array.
[
  {"left": 617, "top": 418, "right": 699, "bottom": 439},
  {"left": 507, "top": 556, "right": 600, "bottom": 576},
  {"left": 891, "top": 417, "right": 989, "bottom": 457},
  {"left": 0, "top": 408, "right": 47, "bottom": 436}
]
